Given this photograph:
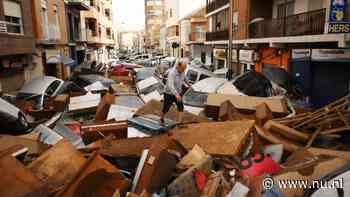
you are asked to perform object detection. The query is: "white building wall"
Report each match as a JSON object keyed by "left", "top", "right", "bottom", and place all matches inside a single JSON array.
[
  {"left": 165, "top": 0, "right": 180, "bottom": 29},
  {"left": 160, "top": 26, "right": 167, "bottom": 52},
  {"left": 180, "top": 20, "right": 191, "bottom": 44}
]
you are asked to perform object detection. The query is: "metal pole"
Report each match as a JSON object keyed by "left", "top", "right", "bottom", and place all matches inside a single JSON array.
[{"left": 227, "top": 0, "right": 234, "bottom": 80}]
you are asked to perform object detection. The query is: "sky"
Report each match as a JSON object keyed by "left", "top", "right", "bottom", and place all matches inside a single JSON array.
[{"left": 113, "top": 0, "right": 205, "bottom": 31}]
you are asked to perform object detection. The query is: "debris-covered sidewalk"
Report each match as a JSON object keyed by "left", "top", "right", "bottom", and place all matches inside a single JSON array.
[{"left": 0, "top": 62, "right": 349, "bottom": 197}]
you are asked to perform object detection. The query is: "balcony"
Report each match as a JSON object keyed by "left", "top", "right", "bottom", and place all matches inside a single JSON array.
[
  {"left": 206, "top": 30, "right": 229, "bottom": 41},
  {"left": 86, "top": 29, "right": 100, "bottom": 44},
  {"left": 67, "top": 0, "right": 90, "bottom": 11},
  {"left": 206, "top": 0, "right": 229, "bottom": 14},
  {"left": 189, "top": 32, "right": 206, "bottom": 42},
  {"left": 249, "top": 9, "right": 326, "bottom": 39}
]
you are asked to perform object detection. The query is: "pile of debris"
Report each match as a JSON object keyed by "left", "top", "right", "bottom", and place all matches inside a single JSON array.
[{"left": 1, "top": 84, "right": 350, "bottom": 197}]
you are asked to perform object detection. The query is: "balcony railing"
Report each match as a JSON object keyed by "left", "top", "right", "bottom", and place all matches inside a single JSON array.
[
  {"left": 206, "top": 0, "right": 229, "bottom": 14},
  {"left": 67, "top": 0, "right": 90, "bottom": 10},
  {"left": 206, "top": 30, "right": 229, "bottom": 41},
  {"left": 249, "top": 8, "right": 326, "bottom": 39},
  {"left": 189, "top": 32, "right": 206, "bottom": 42}
]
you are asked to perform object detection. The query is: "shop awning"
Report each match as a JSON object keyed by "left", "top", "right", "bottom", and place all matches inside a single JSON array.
[{"left": 47, "top": 54, "right": 75, "bottom": 67}]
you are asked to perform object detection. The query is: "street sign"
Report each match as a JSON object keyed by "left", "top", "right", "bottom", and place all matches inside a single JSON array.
[
  {"left": 328, "top": 0, "right": 350, "bottom": 33},
  {"left": 328, "top": 22, "right": 350, "bottom": 33},
  {"left": 0, "top": 21, "right": 7, "bottom": 33}
]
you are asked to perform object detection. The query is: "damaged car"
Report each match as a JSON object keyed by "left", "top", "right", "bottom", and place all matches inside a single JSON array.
[
  {"left": 0, "top": 97, "right": 29, "bottom": 133},
  {"left": 16, "top": 76, "right": 64, "bottom": 110}
]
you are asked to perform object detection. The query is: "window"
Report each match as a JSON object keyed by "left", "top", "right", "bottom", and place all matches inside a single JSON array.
[
  {"left": 169, "top": 9, "right": 173, "bottom": 18},
  {"left": 199, "top": 74, "right": 210, "bottom": 81},
  {"left": 41, "top": 0, "right": 49, "bottom": 39},
  {"left": 186, "top": 70, "right": 198, "bottom": 83},
  {"left": 3, "top": 0, "right": 23, "bottom": 34},
  {"left": 90, "top": 0, "right": 94, "bottom": 6},
  {"left": 45, "top": 80, "right": 61, "bottom": 96},
  {"left": 53, "top": 5, "right": 60, "bottom": 39},
  {"left": 277, "top": 0, "right": 295, "bottom": 18}
]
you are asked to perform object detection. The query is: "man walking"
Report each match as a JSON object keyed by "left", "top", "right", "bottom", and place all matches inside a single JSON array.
[{"left": 161, "top": 59, "right": 190, "bottom": 125}]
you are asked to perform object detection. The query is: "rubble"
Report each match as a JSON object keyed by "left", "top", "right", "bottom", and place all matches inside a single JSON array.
[
  {"left": 172, "top": 120, "right": 255, "bottom": 156},
  {"left": 28, "top": 140, "right": 86, "bottom": 193},
  {"left": 81, "top": 120, "right": 128, "bottom": 144},
  {"left": 206, "top": 93, "right": 289, "bottom": 114},
  {"left": 2, "top": 69, "right": 350, "bottom": 197},
  {"left": 135, "top": 99, "right": 209, "bottom": 124}
]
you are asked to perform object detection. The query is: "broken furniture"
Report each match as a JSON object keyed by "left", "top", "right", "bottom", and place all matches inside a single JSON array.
[
  {"left": 205, "top": 94, "right": 288, "bottom": 118},
  {"left": 172, "top": 120, "right": 255, "bottom": 156},
  {"left": 81, "top": 120, "right": 128, "bottom": 144}
]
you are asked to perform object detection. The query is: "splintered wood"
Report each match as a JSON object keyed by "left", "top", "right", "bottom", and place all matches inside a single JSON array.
[
  {"left": 258, "top": 95, "right": 350, "bottom": 153},
  {"left": 172, "top": 120, "right": 255, "bottom": 156},
  {"left": 276, "top": 95, "right": 350, "bottom": 135}
]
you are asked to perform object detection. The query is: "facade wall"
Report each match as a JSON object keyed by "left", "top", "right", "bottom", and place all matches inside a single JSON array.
[
  {"left": 32, "top": 0, "right": 68, "bottom": 44},
  {"left": 255, "top": 48, "right": 291, "bottom": 72},
  {"left": 145, "top": 0, "right": 165, "bottom": 49},
  {"left": 0, "top": 0, "right": 36, "bottom": 55},
  {"left": 0, "top": 0, "right": 38, "bottom": 93},
  {"left": 81, "top": 0, "right": 115, "bottom": 63}
]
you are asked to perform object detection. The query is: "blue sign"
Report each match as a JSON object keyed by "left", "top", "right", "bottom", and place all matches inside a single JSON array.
[{"left": 330, "top": 0, "right": 347, "bottom": 22}]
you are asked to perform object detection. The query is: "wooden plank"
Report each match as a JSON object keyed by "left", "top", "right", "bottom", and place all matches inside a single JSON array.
[
  {"left": 135, "top": 100, "right": 209, "bottom": 124},
  {"left": 0, "top": 135, "right": 49, "bottom": 155},
  {"left": 0, "top": 155, "right": 47, "bottom": 197},
  {"left": 321, "top": 126, "right": 350, "bottom": 135},
  {"left": 57, "top": 154, "right": 131, "bottom": 197},
  {"left": 306, "top": 126, "right": 323, "bottom": 148},
  {"left": 255, "top": 126, "right": 302, "bottom": 152},
  {"left": 28, "top": 140, "right": 86, "bottom": 192},
  {"left": 274, "top": 158, "right": 348, "bottom": 197},
  {"left": 172, "top": 120, "right": 254, "bottom": 156},
  {"left": 206, "top": 93, "right": 288, "bottom": 114},
  {"left": 135, "top": 135, "right": 177, "bottom": 194},
  {"left": 255, "top": 103, "right": 274, "bottom": 126},
  {"left": 309, "top": 148, "right": 350, "bottom": 161},
  {"left": 264, "top": 120, "right": 310, "bottom": 142}
]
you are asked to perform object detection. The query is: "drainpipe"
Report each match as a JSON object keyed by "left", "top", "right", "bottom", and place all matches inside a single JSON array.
[{"left": 227, "top": 0, "right": 234, "bottom": 79}]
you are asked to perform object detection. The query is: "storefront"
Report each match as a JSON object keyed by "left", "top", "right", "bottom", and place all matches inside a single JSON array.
[
  {"left": 46, "top": 49, "right": 75, "bottom": 80},
  {"left": 239, "top": 49, "right": 257, "bottom": 74},
  {"left": 255, "top": 48, "right": 291, "bottom": 72},
  {"left": 291, "top": 49, "right": 350, "bottom": 108},
  {"left": 213, "top": 48, "right": 227, "bottom": 70}
]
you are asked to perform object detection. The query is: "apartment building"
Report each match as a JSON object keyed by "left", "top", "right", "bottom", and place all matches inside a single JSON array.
[
  {"left": 241, "top": 0, "right": 350, "bottom": 107},
  {"left": 205, "top": 0, "right": 250, "bottom": 71},
  {"left": 145, "top": 0, "right": 165, "bottom": 51},
  {"left": 180, "top": 7, "right": 208, "bottom": 61},
  {"left": 81, "top": 0, "right": 116, "bottom": 64},
  {"left": 31, "top": 0, "right": 72, "bottom": 80},
  {"left": 65, "top": 0, "right": 90, "bottom": 66},
  {"left": 0, "top": 0, "right": 37, "bottom": 93},
  {"left": 164, "top": 0, "right": 180, "bottom": 57},
  {"left": 206, "top": 0, "right": 350, "bottom": 107}
]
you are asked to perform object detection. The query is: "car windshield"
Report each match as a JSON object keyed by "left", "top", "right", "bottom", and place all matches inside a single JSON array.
[
  {"left": 141, "top": 82, "right": 164, "bottom": 95},
  {"left": 183, "top": 88, "right": 209, "bottom": 107},
  {"left": 186, "top": 70, "right": 198, "bottom": 83},
  {"left": 136, "top": 69, "right": 155, "bottom": 82}
]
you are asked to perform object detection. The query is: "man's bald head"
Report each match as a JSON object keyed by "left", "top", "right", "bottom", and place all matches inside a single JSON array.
[{"left": 176, "top": 59, "right": 188, "bottom": 73}]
